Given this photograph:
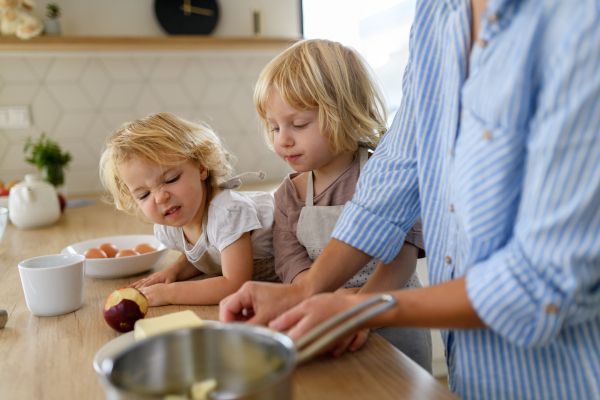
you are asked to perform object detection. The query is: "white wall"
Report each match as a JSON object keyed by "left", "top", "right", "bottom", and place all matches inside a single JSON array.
[
  {"left": 28, "top": 0, "right": 301, "bottom": 38},
  {"left": 0, "top": 0, "right": 301, "bottom": 193}
]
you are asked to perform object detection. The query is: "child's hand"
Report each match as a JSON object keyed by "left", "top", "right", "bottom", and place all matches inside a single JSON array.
[
  {"left": 328, "top": 287, "right": 369, "bottom": 356},
  {"left": 329, "top": 328, "right": 370, "bottom": 357},
  {"left": 138, "top": 283, "right": 171, "bottom": 307},
  {"left": 130, "top": 268, "right": 178, "bottom": 289}
]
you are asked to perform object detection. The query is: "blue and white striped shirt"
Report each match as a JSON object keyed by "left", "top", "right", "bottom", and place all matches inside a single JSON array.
[{"left": 333, "top": 0, "right": 600, "bottom": 398}]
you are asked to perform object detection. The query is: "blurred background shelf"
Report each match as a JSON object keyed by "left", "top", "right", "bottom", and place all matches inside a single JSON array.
[{"left": 0, "top": 36, "right": 297, "bottom": 52}]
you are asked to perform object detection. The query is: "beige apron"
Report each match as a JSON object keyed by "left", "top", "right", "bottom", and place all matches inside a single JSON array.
[
  {"left": 296, "top": 148, "right": 432, "bottom": 372},
  {"left": 296, "top": 147, "right": 422, "bottom": 289},
  {"left": 174, "top": 172, "right": 279, "bottom": 282}
]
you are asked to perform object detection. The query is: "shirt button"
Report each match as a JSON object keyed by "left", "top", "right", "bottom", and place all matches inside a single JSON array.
[
  {"left": 449, "top": 147, "right": 454, "bottom": 156},
  {"left": 477, "top": 38, "right": 488, "bottom": 48},
  {"left": 450, "top": 204, "right": 454, "bottom": 212},
  {"left": 445, "top": 256, "right": 452, "bottom": 264},
  {"left": 487, "top": 12, "right": 500, "bottom": 23},
  {"left": 482, "top": 129, "right": 493, "bottom": 141},
  {"left": 545, "top": 304, "right": 559, "bottom": 314}
]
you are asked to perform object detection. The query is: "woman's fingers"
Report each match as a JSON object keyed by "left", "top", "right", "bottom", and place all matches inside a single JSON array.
[
  {"left": 221, "top": 281, "right": 306, "bottom": 326},
  {"left": 268, "top": 300, "right": 307, "bottom": 334},
  {"left": 219, "top": 282, "right": 260, "bottom": 322}
]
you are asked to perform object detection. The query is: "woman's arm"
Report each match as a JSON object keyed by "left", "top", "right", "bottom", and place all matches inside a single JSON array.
[
  {"left": 140, "top": 232, "right": 255, "bottom": 306},
  {"left": 359, "top": 242, "right": 418, "bottom": 294},
  {"left": 271, "top": 277, "right": 484, "bottom": 342},
  {"left": 220, "top": 239, "right": 372, "bottom": 324}
]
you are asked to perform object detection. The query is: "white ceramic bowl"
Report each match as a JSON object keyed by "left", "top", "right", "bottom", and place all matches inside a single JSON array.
[{"left": 61, "top": 235, "right": 168, "bottom": 279}]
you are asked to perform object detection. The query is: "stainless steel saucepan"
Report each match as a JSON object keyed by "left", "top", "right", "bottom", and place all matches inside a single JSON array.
[{"left": 98, "top": 294, "right": 396, "bottom": 400}]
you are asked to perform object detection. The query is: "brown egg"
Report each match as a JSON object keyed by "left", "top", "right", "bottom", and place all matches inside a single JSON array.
[
  {"left": 84, "top": 248, "right": 108, "bottom": 259},
  {"left": 134, "top": 243, "right": 157, "bottom": 254},
  {"left": 98, "top": 243, "right": 119, "bottom": 258},
  {"left": 115, "top": 249, "right": 140, "bottom": 258}
]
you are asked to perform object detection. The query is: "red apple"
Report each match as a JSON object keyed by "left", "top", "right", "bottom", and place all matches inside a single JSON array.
[
  {"left": 0, "top": 188, "right": 8, "bottom": 197},
  {"left": 103, "top": 287, "right": 148, "bottom": 332},
  {"left": 57, "top": 193, "right": 66, "bottom": 212}
]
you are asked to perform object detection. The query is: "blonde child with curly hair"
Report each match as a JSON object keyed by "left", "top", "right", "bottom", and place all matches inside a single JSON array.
[
  {"left": 100, "top": 113, "right": 278, "bottom": 307},
  {"left": 253, "top": 39, "right": 432, "bottom": 370}
]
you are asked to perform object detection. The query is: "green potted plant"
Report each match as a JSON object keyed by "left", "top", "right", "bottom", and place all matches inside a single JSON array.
[
  {"left": 43, "top": 3, "right": 61, "bottom": 35},
  {"left": 24, "top": 133, "right": 71, "bottom": 210}
]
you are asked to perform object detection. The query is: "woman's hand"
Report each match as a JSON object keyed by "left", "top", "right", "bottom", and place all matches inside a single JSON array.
[
  {"left": 138, "top": 283, "right": 171, "bottom": 307},
  {"left": 269, "top": 292, "right": 369, "bottom": 351},
  {"left": 219, "top": 281, "right": 308, "bottom": 325},
  {"left": 130, "top": 268, "right": 178, "bottom": 289}
]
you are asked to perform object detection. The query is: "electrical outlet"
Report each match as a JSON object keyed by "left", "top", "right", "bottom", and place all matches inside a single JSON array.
[{"left": 0, "top": 106, "right": 31, "bottom": 128}]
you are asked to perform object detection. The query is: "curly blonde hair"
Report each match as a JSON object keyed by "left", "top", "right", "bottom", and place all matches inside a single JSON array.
[
  {"left": 254, "top": 39, "right": 387, "bottom": 154},
  {"left": 99, "top": 113, "right": 236, "bottom": 222}
]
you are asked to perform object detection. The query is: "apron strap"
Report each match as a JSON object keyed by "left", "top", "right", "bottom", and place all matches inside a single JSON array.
[
  {"left": 306, "top": 171, "right": 315, "bottom": 207},
  {"left": 218, "top": 171, "right": 266, "bottom": 190},
  {"left": 305, "top": 147, "right": 369, "bottom": 207},
  {"left": 358, "top": 146, "right": 369, "bottom": 171}
]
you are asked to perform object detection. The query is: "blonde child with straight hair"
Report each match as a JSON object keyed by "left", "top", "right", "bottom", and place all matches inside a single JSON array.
[
  {"left": 100, "top": 113, "right": 278, "bottom": 307},
  {"left": 253, "top": 39, "right": 432, "bottom": 371}
]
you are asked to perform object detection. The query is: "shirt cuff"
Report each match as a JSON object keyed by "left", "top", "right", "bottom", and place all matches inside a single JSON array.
[
  {"left": 332, "top": 201, "right": 407, "bottom": 264},
  {"left": 465, "top": 240, "right": 567, "bottom": 348}
]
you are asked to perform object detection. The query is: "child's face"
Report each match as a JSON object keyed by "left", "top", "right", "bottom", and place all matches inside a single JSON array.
[
  {"left": 266, "top": 91, "right": 340, "bottom": 174},
  {"left": 118, "top": 157, "right": 208, "bottom": 229}
]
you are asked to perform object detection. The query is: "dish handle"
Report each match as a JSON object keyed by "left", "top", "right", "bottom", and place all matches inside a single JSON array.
[{"left": 294, "top": 294, "right": 396, "bottom": 363}]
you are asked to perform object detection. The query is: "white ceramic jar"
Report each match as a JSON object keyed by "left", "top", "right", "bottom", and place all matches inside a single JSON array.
[{"left": 9, "top": 174, "right": 61, "bottom": 229}]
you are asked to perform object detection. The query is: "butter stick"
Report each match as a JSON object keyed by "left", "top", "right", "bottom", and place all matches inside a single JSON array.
[
  {"left": 134, "top": 310, "right": 205, "bottom": 341},
  {"left": 190, "top": 378, "right": 217, "bottom": 400}
]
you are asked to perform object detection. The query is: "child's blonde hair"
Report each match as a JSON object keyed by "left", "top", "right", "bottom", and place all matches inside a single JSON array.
[
  {"left": 254, "top": 39, "right": 387, "bottom": 154},
  {"left": 100, "top": 113, "right": 236, "bottom": 221}
]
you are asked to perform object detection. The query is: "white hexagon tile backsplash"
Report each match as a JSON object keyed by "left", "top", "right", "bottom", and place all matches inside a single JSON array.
[{"left": 0, "top": 51, "right": 291, "bottom": 194}]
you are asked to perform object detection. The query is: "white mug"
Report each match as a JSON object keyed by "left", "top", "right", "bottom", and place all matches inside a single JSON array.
[{"left": 18, "top": 254, "right": 86, "bottom": 317}]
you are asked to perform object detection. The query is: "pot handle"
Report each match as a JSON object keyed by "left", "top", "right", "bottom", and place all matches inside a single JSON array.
[{"left": 295, "top": 294, "right": 397, "bottom": 363}]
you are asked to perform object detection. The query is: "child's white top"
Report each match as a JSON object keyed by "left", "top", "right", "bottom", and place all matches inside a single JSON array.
[{"left": 154, "top": 188, "right": 274, "bottom": 275}]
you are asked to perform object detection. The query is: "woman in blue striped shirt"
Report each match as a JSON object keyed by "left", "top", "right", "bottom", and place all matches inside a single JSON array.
[{"left": 221, "top": 0, "right": 600, "bottom": 398}]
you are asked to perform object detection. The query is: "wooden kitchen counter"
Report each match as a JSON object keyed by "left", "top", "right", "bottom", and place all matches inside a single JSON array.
[{"left": 0, "top": 195, "right": 459, "bottom": 400}]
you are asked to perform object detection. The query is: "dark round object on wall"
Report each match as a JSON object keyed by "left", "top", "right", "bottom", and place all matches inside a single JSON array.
[{"left": 154, "top": 0, "right": 220, "bottom": 35}]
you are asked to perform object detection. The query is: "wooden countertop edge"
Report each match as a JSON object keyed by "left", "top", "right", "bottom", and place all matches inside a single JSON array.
[{"left": 0, "top": 36, "right": 300, "bottom": 52}]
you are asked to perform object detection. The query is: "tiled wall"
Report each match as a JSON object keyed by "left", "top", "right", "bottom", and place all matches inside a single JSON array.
[{"left": 0, "top": 50, "right": 292, "bottom": 194}]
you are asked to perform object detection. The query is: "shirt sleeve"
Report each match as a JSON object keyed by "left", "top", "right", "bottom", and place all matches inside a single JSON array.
[
  {"left": 466, "top": 11, "right": 600, "bottom": 348},
  {"left": 332, "top": 24, "right": 421, "bottom": 264},
  {"left": 154, "top": 224, "right": 180, "bottom": 251},
  {"left": 273, "top": 191, "right": 314, "bottom": 284},
  {"left": 212, "top": 196, "right": 262, "bottom": 253}
]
